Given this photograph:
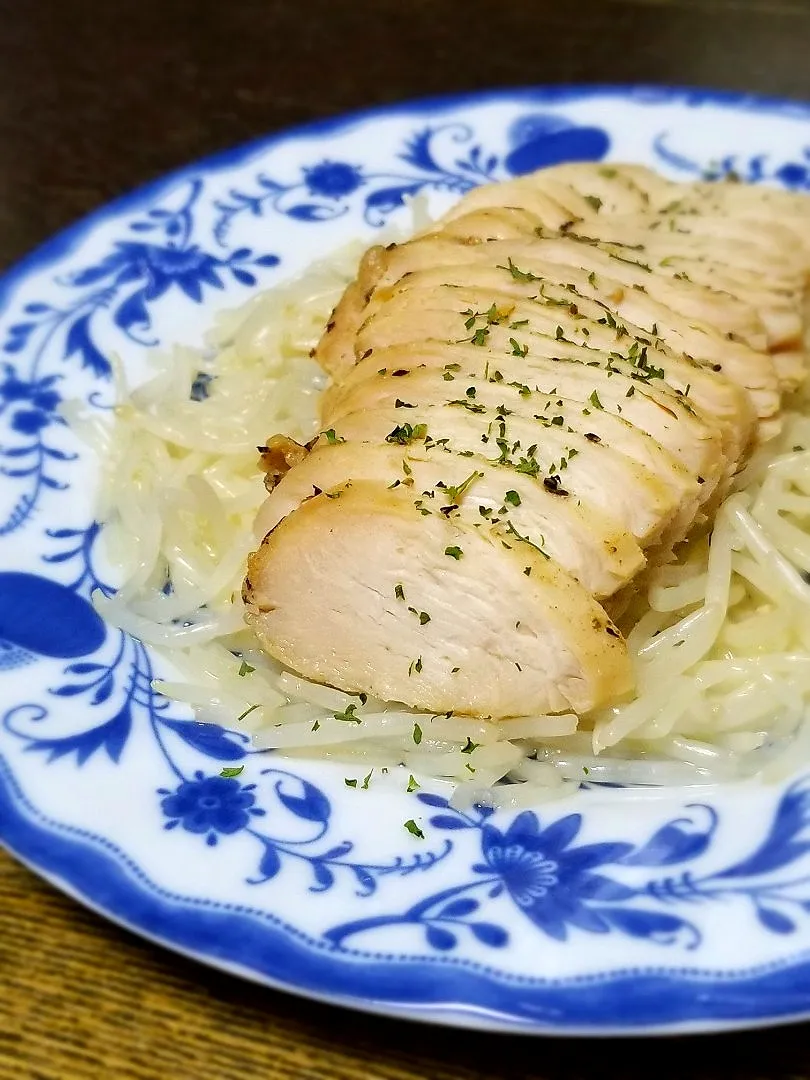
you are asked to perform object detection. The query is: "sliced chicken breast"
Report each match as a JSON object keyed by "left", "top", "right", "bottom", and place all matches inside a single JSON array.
[
  {"left": 328, "top": 401, "right": 681, "bottom": 547},
  {"left": 379, "top": 233, "right": 782, "bottom": 424},
  {"left": 320, "top": 232, "right": 776, "bottom": 437},
  {"left": 614, "top": 164, "right": 810, "bottom": 257},
  {"left": 253, "top": 440, "right": 645, "bottom": 598},
  {"left": 244, "top": 481, "right": 634, "bottom": 717},
  {"left": 353, "top": 285, "right": 748, "bottom": 482},
  {"left": 324, "top": 364, "right": 704, "bottom": 546},
  {"left": 245, "top": 161, "right": 809, "bottom": 724}
]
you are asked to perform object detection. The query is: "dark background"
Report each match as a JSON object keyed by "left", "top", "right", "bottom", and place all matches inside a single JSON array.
[{"left": 2, "top": 0, "right": 810, "bottom": 1076}]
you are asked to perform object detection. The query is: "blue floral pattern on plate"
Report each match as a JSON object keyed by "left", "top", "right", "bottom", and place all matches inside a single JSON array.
[{"left": 2, "top": 87, "right": 810, "bottom": 1034}]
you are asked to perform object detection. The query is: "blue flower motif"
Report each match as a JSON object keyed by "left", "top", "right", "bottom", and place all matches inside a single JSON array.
[
  {"left": 161, "top": 771, "right": 264, "bottom": 845},
  {"left": 476, "top": 811, "right": 632, "bottom": 941},
  {"left": 0, "top": 370, "right": 34, "bottom": 403},
  {"left": 303, "top": 160, "right": 365, "bottom": 199},
  {"left": 484, "top": 845, "right": 559, "bottom": 905},
  {"left": 0, "top": 364, "right": 62, "bottom": 435},
  {"left": 774, "top": 163, "right": 810, "bottom": 190},
  {"left": 102, "top": 242, "right": 227, "bottom": 303},
  {"left": 135, "top": 243, "right": 219, "bottom": 291},
  {"left": 0, "top": 365, "right": 60, "bottom": 410},
  {"left": 11, "top": 409, "right": 49, "bottom": 435},
  {"left": 67, "top": 241, "right": 279, "bottom": 315}
]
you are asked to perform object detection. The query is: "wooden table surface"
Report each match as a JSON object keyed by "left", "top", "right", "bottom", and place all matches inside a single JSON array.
[{"left": 3, "top": 0, "right": 810, "bottom": 1076}]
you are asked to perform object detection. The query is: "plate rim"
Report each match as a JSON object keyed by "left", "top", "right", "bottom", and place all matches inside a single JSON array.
[
  {"left": 7, "top": 754, "right": 810, "bottom": 1036},
  {"left": 3, "top": 80, "right": 810, "bottom": 310},
  {"left": 3, "top": 82, "right": 810, "bottom": 1035}
]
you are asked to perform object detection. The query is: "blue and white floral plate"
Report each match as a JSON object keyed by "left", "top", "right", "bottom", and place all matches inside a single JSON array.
[{"left": 3, "top": 86, "right": 810, "bottom": 1035}]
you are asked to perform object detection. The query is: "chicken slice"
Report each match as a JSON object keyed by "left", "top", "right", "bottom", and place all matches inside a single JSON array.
[
  {"left": 253, "top": 441, "right": 645, "bottom": 598},
  {"left": 478, "top": 162, "right": 810, "bottom": 270},
  {"left": 435, "top": 210, "right": 808, "bottom": 385},
  {"left": 360, "top": 343, "right": 725, "bottom": 484},
  {"left": 322, "top": 232, "right": 775, "bottom": 437},
  {"left": 326, "top": 357, "right": 698, "bottom": 495},
  {"left": 435, "top": 175, "right": 804, "bottom": 355},
  {"left": 327, "top": 361, "right": 702, "bottom": 530},
  {"left": 386, "top": 233, "right": 782, "bottom": 425},
  {"left": 328, "top": 395, "right": 683, "bottom": 547},
  {"left": 626, "top": 211, "right": 806, "bottom": 279},
  {"left": 360, "top": 256, "right": 758, "bottom": 442},
  {"left": 437, "top": 166, "right": 650, "bottom": 225},
  {"left": 316, "top": 244, "right": 391, "bottom": 380},
  {"left": 439, "top": 206, "right": 552, "bottom": 244},
  {"left": 328, "top": 231, "right": 766, "bottom": 374},
  {"left": 518, "top": 161, "right": 808, "bottom": 271},
  {"left": 434, "top": 162, "right": 808, "bottom": 384},
  {"left": 326, "top": 339, "right": 730, "bottom": 545},
  {"left": 371, "top": 232, "right": 767, "bottom": 345},
  {"left": 436, "top": 177, "right": 585, "bottom": 230},
  {"left": 562, "top": 216, "right": 805, "bottom": 356},
  {"left": 354, "top": 286, "right": 745, "bottom": 484},
  {"left": 244, "top": 481, "right": 634, "bottom": 717},
  {"left": 614, "top": 165, "right": 810, "bottom": 258},
  {"left": 516, "top": 162, "right": 656, "bottom": 215}
]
